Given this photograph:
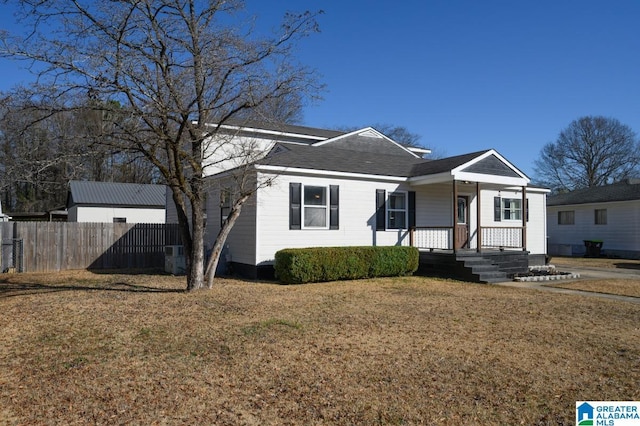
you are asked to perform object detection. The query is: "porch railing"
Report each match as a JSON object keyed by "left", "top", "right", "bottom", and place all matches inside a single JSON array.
[
  {"left": 409, "top": 226, "right": 452, "bottom": 250},
  {"left": 410, "top": 226, "right": 525, "bottom": 251},
  {"left": 481, "top": 226, "right": 523, "bottom": 249}
]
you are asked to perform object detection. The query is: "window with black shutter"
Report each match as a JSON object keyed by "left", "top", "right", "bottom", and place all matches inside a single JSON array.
[{"left": 289, "top": 183, "right": 339, "bottom": 230}]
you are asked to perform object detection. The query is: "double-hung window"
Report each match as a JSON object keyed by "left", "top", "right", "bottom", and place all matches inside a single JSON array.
[
  {"left": 501, "top": 198, "right": 522, "bottom": 221},
  {"left": 376, "top": 189, "right": 415, "bottom": 231},
  {"left": 594, "top": 209, "right": 607, "bottom": 225},
  {"left": 558, "top": 211, "right": 575, "bottom": 225},
  {"left": 303, "top": 185, "right": 328, "bottom": 228},
  {"left": 387, "top": 192, "right": 407, "bottom": 229},
  {"left": 289, "top": 183, "right": 339, "bottom": 230}
]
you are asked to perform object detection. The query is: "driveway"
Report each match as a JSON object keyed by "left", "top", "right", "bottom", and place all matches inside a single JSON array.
[{"left": 494, "top": 264, "right": 640, "bottom": 304}]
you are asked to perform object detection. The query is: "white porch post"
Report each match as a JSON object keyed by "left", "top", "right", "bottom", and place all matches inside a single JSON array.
[
  {"left": 522, "top": 186, "right": 527, "bottom": 251},
  {"left": 452, "top": 180, "right": 458, "bottom": 253},
  {"left": 476, "top": 182, "right": 481, "bottom": 253}
]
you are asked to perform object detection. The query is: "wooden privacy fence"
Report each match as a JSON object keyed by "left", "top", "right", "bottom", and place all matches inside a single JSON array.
[{"left": 1, "top": 222, "right": 181, "bottom": 273}]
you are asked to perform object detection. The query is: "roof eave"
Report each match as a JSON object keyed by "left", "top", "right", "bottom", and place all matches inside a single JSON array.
[
  {"left": 409, "top": 171, "right": 529, "bottom": 187},
  {"left": 255, "top": 164, "right": 408, "bottom": 182}
]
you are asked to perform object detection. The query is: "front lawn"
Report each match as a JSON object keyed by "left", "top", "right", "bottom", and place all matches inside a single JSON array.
[{"left": 1, "top": 271, "right": 638, "bottom": 425}]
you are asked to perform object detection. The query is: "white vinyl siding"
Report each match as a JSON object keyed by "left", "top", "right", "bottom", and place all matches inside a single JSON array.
[
  {"left": 71, "top": 206, "right": 165, "bottom": 223},
  {"left": 547, "top": 200, "right": 640, "bottom": 255},
  {"left": 207, "top": 172, "right": 549, "bottom": 267},
  {"left": 482, "top": 189, "right": 547, "bottom": 256},
  {"left": 255, "top": 173, "right": 414, "bottom": 265}
]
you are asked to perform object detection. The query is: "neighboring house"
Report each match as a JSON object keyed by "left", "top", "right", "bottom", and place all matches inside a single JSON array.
[
  {"left": 67, "top": 181, "right": 166, "bottom": 223},
  {"left": 547, "top": 178, "right": 640, "bottom": 259},
  {"left": 186, "top": 122, "right": 549, "bottom": 281}
]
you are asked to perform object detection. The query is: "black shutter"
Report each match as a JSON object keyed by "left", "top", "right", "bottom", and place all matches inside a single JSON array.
[
  {"left": 526, "top": 198, "right": 529, "bottom": 222},
  {"left": 408, "top": 191, "right": 416, "bottom": 228},
  {"left": 494, "top": 197, "right": 501, "bottom": 222},
  {"left": 290, "top": 183, "right": 301, "bottom": 230},
  {"left": 329, "top": 185, "right": 339, "bottom": 230},
  {"left": 376, "top": 189, "right": 386, "bottom": 231}
]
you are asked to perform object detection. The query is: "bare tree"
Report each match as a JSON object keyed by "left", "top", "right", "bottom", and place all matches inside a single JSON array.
[
  {"left": 0, "top": 90, "right": 157, "bottom": 211},
  {"left": 373, "top": 124, "right": 423, "bottom": 148},
  {"left": 534, "top": 116, "right": 640, "bottom": 192},
  {"left": 1, "top": 0, "right": 321, "bottom": 290}
]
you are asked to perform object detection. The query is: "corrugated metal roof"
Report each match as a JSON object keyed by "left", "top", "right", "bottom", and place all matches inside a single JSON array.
[{"left": 68, "top": 181, "right": 166, "bottom": 208}]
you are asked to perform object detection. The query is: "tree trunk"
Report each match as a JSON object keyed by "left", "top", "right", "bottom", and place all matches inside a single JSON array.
[
  {"left": 204, "top": 194, "right": 249, "bottom": 288},
  {"left": 186, "top": 192, "right": 207, "bottom": 291}
]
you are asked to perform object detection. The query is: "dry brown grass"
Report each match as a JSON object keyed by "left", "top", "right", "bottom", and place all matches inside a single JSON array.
[
  {"left": 1, "top": 270, "right": 639, "bottom": 425},
  {"left": 545, "top": 278, "right": 640, "bottom": 298},
  {"left": 547, "top": 256, "right": 640, "bottom": 297},
  {"left": 551, "top": 255, "right": 640, "bottom": 270}
]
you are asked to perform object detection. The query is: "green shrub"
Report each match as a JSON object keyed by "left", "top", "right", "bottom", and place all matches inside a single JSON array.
[{"left": 274, "top": 246, "right": 419, "bottom": 284}]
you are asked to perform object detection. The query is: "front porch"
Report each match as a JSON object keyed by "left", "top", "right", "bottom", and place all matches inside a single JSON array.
[
  {"left": 399, "top": 149, "right": 547, "bottom": 282},
  {"left": 407, "top": 177, "right": 532, "bottom": 283}
]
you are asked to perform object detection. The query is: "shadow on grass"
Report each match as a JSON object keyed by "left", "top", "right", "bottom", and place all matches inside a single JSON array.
[
  {"left": 0, "top": 280, "right": 186, "bottom": 298},
  {"left": 614, "top": 263, "right": 640, "bottom": 271}
]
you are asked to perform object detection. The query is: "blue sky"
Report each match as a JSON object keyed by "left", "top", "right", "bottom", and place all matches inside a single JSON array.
[{"left": 2, "top": 1, "right": 640, "bottom": 178}]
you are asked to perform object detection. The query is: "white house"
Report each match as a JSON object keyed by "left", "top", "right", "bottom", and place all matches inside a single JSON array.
[
  {"left": 547, "top": 178, "right": 640, "bottom": 259},
  {"left": 67, "top": 181, "right": 166, "bottom": 223},
  {"left": 189, "top": 122, "right": 549, "bottom": 282}
]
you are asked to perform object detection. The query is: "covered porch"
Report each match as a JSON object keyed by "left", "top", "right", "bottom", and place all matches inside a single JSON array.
[
  {"left": 405, "top": 150, "right": 533, "bottom": 282},
  {"left": 408, "top": 181, "right": 528, "bottom": 253},
  {"left": 407, "top": 150, "right": 530, "bottom": 254}
]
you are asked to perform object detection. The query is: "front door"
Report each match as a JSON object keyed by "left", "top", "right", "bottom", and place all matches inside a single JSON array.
[{"left": 455, "top": 196, "right": 469, "bottom": 249}]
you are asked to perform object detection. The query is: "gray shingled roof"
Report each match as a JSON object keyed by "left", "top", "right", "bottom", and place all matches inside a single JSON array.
[
  {"left": 409, "top": 150, "right": 491, "bottom": 176},
  {"left": 68, "top": 181, "right": 166, "bottom": 208},
  {"left": 219, "top": 119, "right": 346, "bottom": 141},
  {"left": 258, "top": 143, "right": 425, "bottom": 177},
  {"left": 319, "top": 132, "right": 419, "bottom": 157},
  {"left": 547, "top": 179, "right": 640, "bottom": 206},
  {"left": 255, "top": 144, "right": 527, "bottom": 180}
]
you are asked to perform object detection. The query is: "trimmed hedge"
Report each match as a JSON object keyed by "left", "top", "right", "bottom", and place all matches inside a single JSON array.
[{"left": 274, "top": 246, "right": 419, "bottom": 284}]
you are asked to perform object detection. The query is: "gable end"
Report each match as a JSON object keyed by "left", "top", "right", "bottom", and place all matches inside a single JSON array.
[{"left": 461, "top": 154, "right": 521, "bottom": 178}]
